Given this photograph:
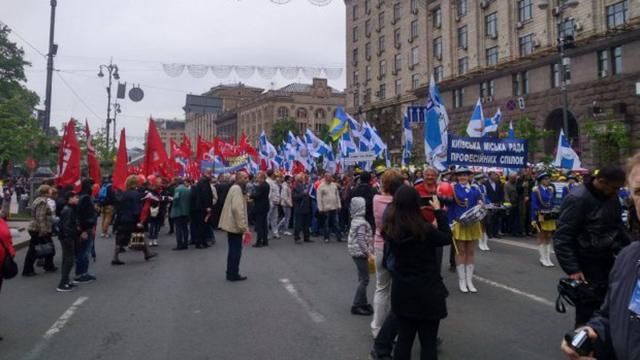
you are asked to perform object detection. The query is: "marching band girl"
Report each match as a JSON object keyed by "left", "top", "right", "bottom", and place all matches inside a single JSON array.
[
  {"left": 449, "top": 168, "right": 483, "bottom": 293},
  {"left": 531, "top": 173, "right": 556, "bottom": 267}
]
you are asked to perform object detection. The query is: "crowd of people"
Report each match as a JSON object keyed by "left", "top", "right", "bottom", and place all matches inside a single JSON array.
[{"left": 0, "top": 154, "right": 639, "bottom": 358}]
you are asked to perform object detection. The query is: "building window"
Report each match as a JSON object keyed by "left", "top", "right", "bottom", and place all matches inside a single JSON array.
[
  {"left": 365, "top": 0, "right": 370, "bottom": 13},
  {"left": 432, "top": 7, "right": 442, "bottom": 29},
  {"left": 393, "top": 3, "right": 401, "bottom": 23},
  {"left": 456, "top": 0, "right": 467, "bottom": 18},
  {"left": 519, "top": 34, "right": 534, "bottom": 56},
  {"left": 612, "top": 46, "right": 622, "bottom": 75},
  {"left": 458, "top": 57, "right": 468, "bottom": 75},
  {"left": 558, "top": 18, "right": 575, "bottom": 41},
  {"left": 365, "top": 19, "right": 372, "bottom": 36},
  {"left": 433, "top": 66, "right": 444, "bottom": 82},
  {"left": 395, "top": 79, "right": 402, "bottom": 95},
  {"left": 353, "top": 26, "right": 358, "bottom": 42},
  {"left": 480, "top": 80, "right": 495, "bottom": 98},
  {"left": 378, "top": 12, "right": 385, "bottom": 30},
  {"left": 410, "top": 0, "right": 418, "bottom": 13},
  {"left": 433, "top": 37, "right": 443, "bottom": 60},
  {"left": 486, "top": 46, "right": 498, "bottom": 66},
  {"left": 365, "top": 88, "right": 372, "bottom": 103},
  {"left": 378, "top": 35, "right": 385, "bottom": 53},
  {"left": 379, "top": 84, "right": 386, "bottom": 99},
  {"left": 458, "top": 26, "right": 468, "bottom": 49},
  {"left": 353, "top": 69, "right": 359, "bottom": 84},
  {"left": 485, "top": 12, "right": 498, "bottom": 38},
  {"left": 315, "top": 108, "right": 326, "bottom": 120},
  {"left": 607, "top": 1, "right": 629, "bottom": 29},
  {"left": 353, "top": 48, "right": 359, "bottom": 63},
  {"left": 296, "top": 108, "right": 308, "bottom": 119},
  {"left": 365, "top": 65, "right": 372, "bottom": 81},
  {"left": 551, "top": 63, "right": 561, "bottom": 87},
  {"left": 564, "top": 58, "right": 572, "bottom": 85},
  {"left": 394, "top": 28, "right": 401, "bottom": 48},
  {"left": 410, "top": 20, "right": 419, "bottom": 40},
  {"left": 596, "top": 50, "right": 608, "bottom": 78},
  {"left": 518, "top": 0, "right": 532, "bottom": 22},
  {"left": 394, "top": 54, "right": 401, "bottom": 72},
  {"left": 352, "top": 5, "right": 358, "bottom": 21},
  {"left": 410, "top": 46, "right": 420, "bottom": 66},
  {"left": 365, "top": 42, "right": 371, "bottom": 59},
  {"left": 354, "top": 91, "right": 360, "bottom": 107},
  {"left": 277, "top": 107, "right": 289, "bottom": 120},
  {"left": 512, "top": 71, "right": 529, "bottom": 96},
  {"left": 379, "top": 60, "right": 387, "bottom": 77},
  {"left": 411, "top": 74, "right": 420, "bottom": 89},
  {"left": 453, "top": 88, "right": 464, "bottom": 108}
]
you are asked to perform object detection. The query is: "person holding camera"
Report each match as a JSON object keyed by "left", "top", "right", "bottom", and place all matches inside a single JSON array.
[
  {"left": 554, "top": 166, "right": 629, "bottom": 328},
  {"left": 561, "top": 154, "right": 640, "bottom": 359}
]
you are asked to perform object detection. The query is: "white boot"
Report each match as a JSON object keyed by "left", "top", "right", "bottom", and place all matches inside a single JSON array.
[
  {"left": 545, "top": 244, "right": 555, "bottom": 267},
  {"left": 457, "top": 265, "right": 469, "bottom": 293},
  {"left": 466, "top": 264, "right": 478, "bottom": 293},
  {"left": 483, "top": 232, "right": 490, "bottom": 251},
  {"left": 478, "top": 233, "right": 486, "bottom": 251},
  {"left": 538, "top": 244, "right": 547, "bottom": 266}
]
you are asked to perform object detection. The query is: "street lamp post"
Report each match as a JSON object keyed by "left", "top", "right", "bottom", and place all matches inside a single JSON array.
[
  {"left": 98, "top": 60, "right": 120, "bottom": 149},
  {"left": 540, "top": 0, "right": 579, "bottom": 139},
  {"left": 43, "top": 0, "right": 57, "bottom": 134}
]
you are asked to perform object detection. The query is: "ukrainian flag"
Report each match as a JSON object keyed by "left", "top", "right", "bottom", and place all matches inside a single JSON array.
[{"left": 329, "top": 107, "right": 349, "bottom": 141}]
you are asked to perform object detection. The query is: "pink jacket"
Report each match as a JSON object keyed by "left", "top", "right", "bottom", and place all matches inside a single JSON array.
[
  {"left": 373, "top": 194, "right": 393, "bottom": 250},
  {"left": 0, "top": 219, "right": 15, "bottom": 271}
]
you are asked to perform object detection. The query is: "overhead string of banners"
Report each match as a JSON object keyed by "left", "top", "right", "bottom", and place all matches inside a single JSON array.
[{"left": 161, "top": 64, "right": 344, "bottom": 81}]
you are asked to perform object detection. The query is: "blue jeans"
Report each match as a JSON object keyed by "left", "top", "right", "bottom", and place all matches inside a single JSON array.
[
  {"left": 75, "top": 231, "right": 95, "bottom": 276},
  {"left": 322, "top": 210, "right": 341, "bottom": 241},
  {"left": 148, "top": 220, "right": 161, "bottom": 240},
  {"left": 226, "top": 233, "right": 243, "bottom": 278}
]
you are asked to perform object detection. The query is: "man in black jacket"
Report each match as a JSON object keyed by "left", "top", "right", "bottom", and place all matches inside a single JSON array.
[
  {"left": 561, "top": 155, "right": 640, "bottom": 359},
  {"left": 349, "top": 171, "right": 376, "bottom": 229},
  {"left": 191, "top": 172, "right": 214, "bottom": 249},
  {"left": 485, "top": 171, "right": 505, "bottom": 238},
  {"left": 57, "top": 191, "right": 80, "bottom": 292},
  {"left": 250, "top": 172, "right": 270, "bottom": 247},
  {"left": 292, "top": 173, "right": 313, "bottom": 244},
  {"left": 75, "top": 178, "right": 98, "bottom": 283},
  {"left": 554, "top": 166, "right": 629, "bottom": 327}
]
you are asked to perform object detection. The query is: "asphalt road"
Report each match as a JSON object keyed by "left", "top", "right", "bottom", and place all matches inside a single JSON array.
[{"left": 0, "top": 228, "right": 574, "bottom": 360}]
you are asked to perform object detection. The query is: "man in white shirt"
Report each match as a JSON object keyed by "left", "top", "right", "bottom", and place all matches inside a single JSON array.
[
  {"left": 266, "top": 170, "right": 281, "bottom": 239},
  {"left": 317, "top": 173, "right": 342, "bottom": 243}
]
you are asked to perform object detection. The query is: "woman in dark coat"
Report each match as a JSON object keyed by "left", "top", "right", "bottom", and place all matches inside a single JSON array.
[{"left": 382, "top": 185, "right": 452, "bottom": 360}]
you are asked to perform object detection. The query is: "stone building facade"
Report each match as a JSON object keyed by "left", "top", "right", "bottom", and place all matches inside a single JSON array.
[
  {"left": 345, "top": 0, "right": 640, "bottom": 166},
  {"left": 153, "top": 118, "right": 186, "bottom": 155}
]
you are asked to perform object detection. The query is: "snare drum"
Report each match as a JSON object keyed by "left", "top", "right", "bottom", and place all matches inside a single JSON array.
[
  {"left": 457, "top": 205, "right": 487, "bottom": 225},
  {"left": 539, "top": 209, "right": 560, "bottom": 221}
]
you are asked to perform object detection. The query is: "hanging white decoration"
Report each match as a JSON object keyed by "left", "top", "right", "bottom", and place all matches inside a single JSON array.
[
  {"left": 279, "top": 66, "right": 300, "bottom": 80},
  {"left": 307, "top": 0, "right": 332, "bottom": 6},
  {"left": 323, "top": 67, "right": 343, "bottom": 80},
  {"left": 186, "top": 64, "right": 209, "bottom": 78},
  {"left": 235, "top": 66, "right": 256, "bottom": 79},
  {"left": 162, "top": 63, "right": 185, "bottom": 77},
  {"left": 211, "top": 65, "right": 233, "bottom": 78},
  {"left": 257, "top": 66, "right": 278, "bottom": 79},
  {"left": 302, "top": 67, "right": 322, "bottom": 78}
]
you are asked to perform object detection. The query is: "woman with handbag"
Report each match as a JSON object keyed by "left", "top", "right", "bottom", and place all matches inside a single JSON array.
[
  {"left": 112, "top": 175, "right": 157, "bottom": 265},
  {"left": 531, "top": 172, "right": 556, "bottom": 268},
  {"left": 0, "top": 217, "right": 17, "bottom": 341},
  {"left": 448, "top": 168, "right": 483, "bottom": 294},
  {"left": 23, "top": 185, "right": 57, "bottom": 276}
]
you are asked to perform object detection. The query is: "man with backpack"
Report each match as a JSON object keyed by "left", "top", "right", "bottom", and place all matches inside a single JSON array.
[{"left": 98, "top": 177, "right": 115, "bottom": 238}]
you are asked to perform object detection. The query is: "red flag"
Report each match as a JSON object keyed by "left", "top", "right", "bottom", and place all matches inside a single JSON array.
[
  {"left": 55, "top": 119, "right": 81, "bottom": 189},
  {"left": 84, "top": 120, "right": 101, "bottom": 187},
  {"left": 144, "top": 118, "right": 172, "bottom": 178},
  {"left": 214, "top": 137, "right": 241, "bottom": 160},
  {"left": 170, "top": 139, "right": 185, "bottom": 158},
  {"left": 112, "top": 129, "right": 129, "bottom": 191},
  {"left": 239, "top": 133, "right": 259, "bottom": 160},
  {"left": 180, "top": 134, "right": 193, "bottom": 158},
  {"left": 196, "top": 136, "right": 213, "bottom": 161}
]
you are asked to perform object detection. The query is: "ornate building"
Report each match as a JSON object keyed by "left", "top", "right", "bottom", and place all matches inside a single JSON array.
[{"left": 345, "top": 0, "right": 640, "bottom": 166}]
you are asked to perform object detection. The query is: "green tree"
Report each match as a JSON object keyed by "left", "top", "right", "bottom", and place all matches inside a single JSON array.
[
  {"left": 499, "top": 116, "right": 551, "bottom": 163},
  {"left": 271, "top": 118, "right": 299, "bottom": 146},
  {"left": 0, "top": 25, "right": 49, "bottom": 174},
  {"left": 584, "top": 117, "right": 632, "bottom": 167}
]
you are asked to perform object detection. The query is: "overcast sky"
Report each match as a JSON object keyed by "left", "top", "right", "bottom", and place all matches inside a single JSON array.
[{"left": 0, "top": 0, "right": 346, "bottom": 145}]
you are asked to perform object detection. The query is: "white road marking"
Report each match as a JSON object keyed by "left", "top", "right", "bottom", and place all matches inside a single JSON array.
[
  {"left": 43, "top": 296, "right": 89, "bottom": 339},
  {"left": 22, "top": 297, "right": 89, "bottom": 360},
  {"left": 279, "top": 278, "right": 326, "bottom": 323},
  {"left": 488, "top": 238, "right": 555, "bottom": 253},
  {"left": 473, "top": 275, "right": 555, "bottom": 308}
]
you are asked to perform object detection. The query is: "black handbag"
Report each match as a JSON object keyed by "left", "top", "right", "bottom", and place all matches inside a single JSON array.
[
  {"left": 555, "top": 277, "right": 604, "bottom": 313},
  {"left": 1, "top": 241, "right": 18, "bottom": 279},
  {"left": 34, "top": 241, "right": 55, "bottom": 258}
]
